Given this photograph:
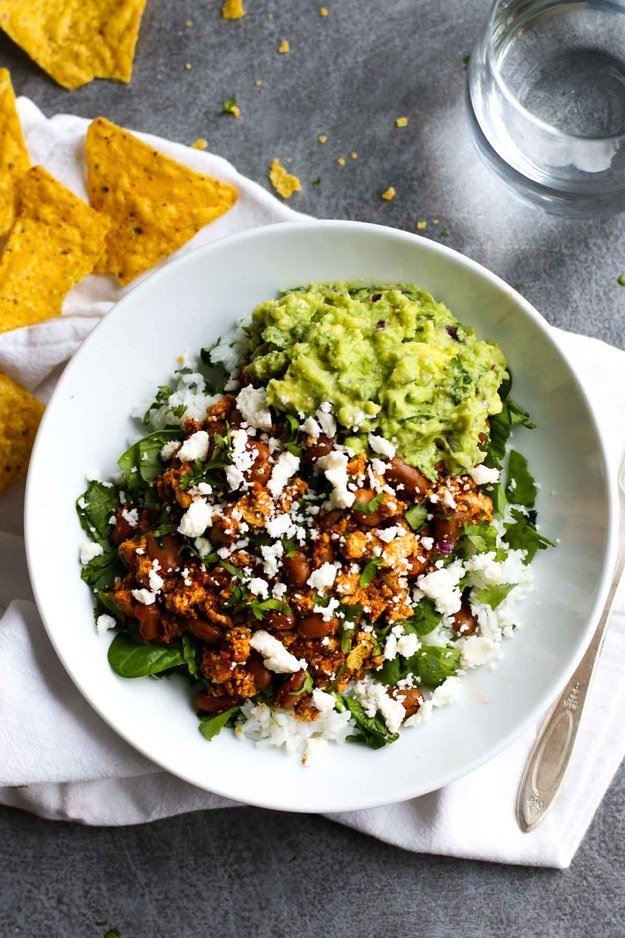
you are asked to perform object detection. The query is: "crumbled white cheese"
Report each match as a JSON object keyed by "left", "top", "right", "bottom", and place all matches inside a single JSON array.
[
  {"left": 265, "top": 513, "right": 293, "bottom": 539},
  {"left": 312, "top": 688, "right": 336, "bottom": 713},
  {"left": 177, "top": 498, "right": 214, "bottom": 537},
  {"left": 313, "top": 596, "right": 340, "bottom": 621},
  {"left": 417, "top": 560, "right": 465, "bottom": 616},
  {"left": 268, "top": 451, "right": 300, "bottom": 498},
  {"left": 260, "top": 542, "right": 284, "bottom": 578},
  {"left": 460, "top": 635, "right": 500, "bottom": 668},
  {"left": 302, "top": 736, "right": 328, "bottom": 767},
  {"left": 441, "top": 489, "right": 457, "bottom": 510},
  {"left": 470, "top": 464, "right": 500, "bottom": 486},
  {"left": 188, "top": 482, "right": 213, "bottom": 496},
  {"left": 353, "top": 680, "right": 406, "bottom": 734},
  {"left": 226, "top": 427, "right": 256, "bottom": 491},
  {"left": 148, "top": 567, "right": 164, "bottom": 593},
  {"left": 248, "top": 577, "right": 269, "bottom": 599},
  {"left": 378, "top": 525, "right": 401, "bottom": 543},
  {"left": 272, "top": 582, "right": 288, "bottom": 600},
  {"left": 177, "top": 430, "right": 210, "bottom": 463},
  {"left": 160, "top": 440, "right": 180, "bottom": 461},
  {"left": 431, "top": 676, "right": 461, "bottom": 706},
  {"left": 132, "top": 588, "right": 157, "bottom": 605},
  {"left": 80, "top": 542, "right": 103, "bottom": 565},
  {"left": 236, "top": 386, "right": 272, "bottom": 430},
  {"left": 317, "top": 451, "right": 355, "bottom": 508},
  {"left": 368, "top": 433, "right": 396, "bottom": 459},
  {"left": 307, "top": 562, "right": 338, "bottom": 590},
  {"left": 194, "top": 536, "right": 213, "bottom": 559},
  {"left": 302, "top": 416, "right": 321, "bottom": 439},
  {"left": 249, "top": 630, "right": 305, "bottom": 673},
  {"left": 95, "top": 614, "right": 116, "bottom": 635},
  {"left": 121, "top": 507, "right": 139, "bottom": 527},
  {"left": 77, "top": 497, "right": 87, "bottom": 510},
  {"left": 384, "top": 624, "right": 421, "bottom": 660},
  {"left": 315, "top": 403, "right": 336, "bottom": 438},
  {"left": 420, "top": 536, "right": 434, "bottom": 551}
]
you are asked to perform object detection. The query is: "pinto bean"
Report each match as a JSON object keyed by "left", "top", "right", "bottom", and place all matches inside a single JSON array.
[
  {"left": 274, "top": 670, "right": 306, "bottom": 709},
  {"left": 283, "top": 550, "right": 311, "bottom": 588},
  {"left": 297, "top": 614, "right": 338, "bottom": 639},
  {"left": 405, "top": 553, "right": 429, "bottom": 579},
  {"left": 352, "top": 488, "right": 386, "bottom": 527},
  {"left": 312, "top": 537, "right": 335, "bottom": 567},
  {"left": 431, "top": 512, "right": 468, "bottom": 548},
  {"left": 394, "top": 687, "right": 424, "bottom": 718},
  {"left": 248, "top": 440, "right": 271, "bottom": 484},
  {"left": 210, "top": 517, "right": 235, "bottom": 546},
  {"left": 266, "top": 610, "right": 296, "bottom": 631},
  {"left": 110, "top": 513, "right": 137, "bottom": 547},
  {"left": 386, "top": 457, "right": 430, "bottom": 498},
  {"left": 134, "top": 603, "right": 161, "bottom": 642},
  {"left": 247, "top": 651, "right": 272, "bottom": 690},
  {"left": 194, "top": 690, "right": 240, "bottom": 714},
  {"left": 145, "top": 533, "right": 181, "bottom": 571},
  {"left": 303, "top": 434, "right": 334, "bottom": 463},
  {"left": 184, "top": 616, "right": 223, "bottom": 645},
  {"left": 451, "top": 602, "right": 478, "bottom": 637}
]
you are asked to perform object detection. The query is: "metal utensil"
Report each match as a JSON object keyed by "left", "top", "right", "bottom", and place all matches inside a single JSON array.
[{"left": 517, "top": 456, "right": 625, "bottom": 833}]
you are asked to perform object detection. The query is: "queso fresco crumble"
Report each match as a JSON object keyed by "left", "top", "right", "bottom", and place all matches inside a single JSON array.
[{"left": 77, "top": 283, "right": 554, "bottom": 765}]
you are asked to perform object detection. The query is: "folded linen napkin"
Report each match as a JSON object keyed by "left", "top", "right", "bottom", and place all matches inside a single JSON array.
[{"left": 1, "top": 99, "right": 623, "bottom": 870}]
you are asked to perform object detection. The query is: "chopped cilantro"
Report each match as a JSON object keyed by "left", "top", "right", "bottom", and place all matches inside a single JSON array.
[
  {"left": 199, "top": 706, "right": 240, "bottom": 741},
  {"left": 618, "top": 275, "right": 625, "bottom": 287},
  {"left": 405, "top": 503, "right": 428, "bottom": 532},
  {"left": 353, "top": 492, "right": 384, "bottom": 514},
  {"left": 475, "top": 583, "right": 515, "bottom": 609},
  {"left": 504, "top": 508, "right": 555, "bottom": 563},
  {"left": 505, "top": 449, "right": 536, "bottom": 508},
  {"left": 221, "top": 561, "right": 245, "bottom": 578},
  {"left": 360, "top": 557, "right": 382, "bottom": 587},
  {"left": 222, "top": 97, "right": 238, "bottom": 114},
  {"left": 312, "top": 176, "right": 322, "bottom": 186},
  {"left": 413, "top": 645, "right": 461, "bottom": 687}
]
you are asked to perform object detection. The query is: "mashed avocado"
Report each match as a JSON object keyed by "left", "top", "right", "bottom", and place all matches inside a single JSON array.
[{"left": 246, "top": 283, "right": 507, "bottom": 478}]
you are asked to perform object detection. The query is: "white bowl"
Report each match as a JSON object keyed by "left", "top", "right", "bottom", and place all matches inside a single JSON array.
[{"left": 25, "top": 221, "right": 617, "bottom": 812}]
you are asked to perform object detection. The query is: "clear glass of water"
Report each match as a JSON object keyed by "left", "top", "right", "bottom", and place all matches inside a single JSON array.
[{"left": 466, "top": 0, "right": 625, "bottom": 216}]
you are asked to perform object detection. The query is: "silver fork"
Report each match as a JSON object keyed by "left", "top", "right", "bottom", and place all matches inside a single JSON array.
[{"left": 516, "top": 456, "right": 625, "bottom": 832}]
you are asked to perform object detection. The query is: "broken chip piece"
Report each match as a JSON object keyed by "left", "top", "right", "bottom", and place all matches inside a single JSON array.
[
  {"left": 0, "top": 166, "right": 110, "bottom": 334},
  {"left": 269, "top": 159, "right": 302, "bottom": 199},
  {"left": 0, "top": 68, "right": 29, "bottom": 238},
  {"left": 0, "top": 371, "right": 44, "bottom": 494},
  {"left": 0, "top": 0, "right": 147, "bottom": 90},
  {"left": 85, "top": 117, "right": 238, "bottom": 285}
]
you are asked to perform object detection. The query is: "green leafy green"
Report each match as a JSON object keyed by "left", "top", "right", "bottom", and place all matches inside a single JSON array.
[
  {"left": 143, "top": 385, "right": 174, "bottom": 425},
  {"left": 76, "top": 481, "right": 119, "bottom": 542},
  {"left": 222, "top": 97, "right": 238, "bottom": 115},
  {"left": 374, "top": 657, "right": 402, "bottom": 686},
  {"left": 463, "top": 521, "right": 498, "bottom": 555},
  {"left": 81, "top": 548, "right": 125, "bottom": 591},
  {"left": 282, "top": 537, "right": 298, "bottom": 557},
  {"left": 107, "top": 634, "right": 185, "bottom": 678},
  {"left": 485, "top": 378, "right": 535, "bottom": 468},
  {"left": 247, "top": 598, "right": 291, "bottom": 621},
  {"left": 359, "top": 557, "right": 382, "bottom": 587},
  {"left": 118, "top": 429, "right": 182, "bottom": 490},
  {"left": 221, "top": 560, "right": 245, "bottom": 578},
  {"left": 334, "top": 694, "right": 399, "bottom": 749},
  {"left": 95, "top": 590, "right": 126, "bottom": 625},
  {"left": 353, "top": 493, "right": 384, "bottom": 515},
  {"left": 618, "top": 275, "right": 625, "bottom": 287},
  {"left": 505, "top": 449, "right": 537, "bottom": 508},
  {"left": 182, "top": 633, "right": 202, "bottom": 679},
  {"left": 414, "top": 646, "right": 461, "bottom": 688},
  {"left": 492, "top": 482, "right": 507, "bottom": 516},
  {"left": 402, "top": 598, "right": 443, "bottom": 636},
  {"left": 179, "top": 431, "right": 231, "bottom": 489},
  {"left": 475, "top": 583, "right": 515, "bottom": 609},
  {"left": 104, "top": 930, "right": 121, "bottom": 938},
  {"left": 405, "top": 503, "right": 428, "bottom": 532},
  {"left": 504, "top": 508, "right": 555, "bottom": 564},
  {"left": 199, "top": 706, "right": 241, "bottom": 741}
]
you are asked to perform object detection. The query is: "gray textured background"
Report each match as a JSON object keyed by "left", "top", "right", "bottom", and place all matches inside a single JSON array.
[{"left": 1, "top": 0, "right": 624, "bottom": 935}]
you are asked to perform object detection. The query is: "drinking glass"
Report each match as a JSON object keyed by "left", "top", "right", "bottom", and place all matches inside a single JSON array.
[{"left": 466, "top": 0, "right": 625, "bottom": 216}]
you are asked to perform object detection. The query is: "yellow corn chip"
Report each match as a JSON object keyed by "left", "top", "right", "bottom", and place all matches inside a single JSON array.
[
  {"left": 85, "top": 117, "right": 238, "bottom": 285},
  {"left": 0, "top": 69, "right": 29, "bottom": 238},
  {"left": 0, "top": 166, "right": 110, "bottom": 334},
  {"left": 0, "top": 0, "right": 147, "bottom": 91},
  {"left": 0, "top": 372, "right": 44, "bottom": 494}
]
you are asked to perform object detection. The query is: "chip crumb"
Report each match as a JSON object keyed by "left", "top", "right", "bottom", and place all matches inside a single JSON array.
[
  {"left": 191, "top": 138, "right": 208, "bottom": 150},
  {"left": 337, "top": 156, "right": 346, "bottom": 166},
  {"left": 185, "top": 19, "right": 193, "bottom": 26},
  {"left": 350, "top": 151, "right": 358, "bottom": 159},
  {"left": 320, "top": 6, "right": 329, "bottom": 14},
  {"left": 417, "top": 220, "right": 427, "bottom": 230},
  {"left": 318, "top": 134, "right": 328, "bottom": 143},
  {"left": 381, "top": 187, "right": 396, "bottom": 200},
  {"left": 185, "top": 62, "right": 192, "bottom": 71},
  {"left": 278, "top": 39, "right": 290, "bottom": 54},
  {"left": 433, "top": 218, "right": 440, "bottom": 224},
  {"left": 395, "top": 116, "right": 408, "bottom": 127},
  {"left": 269, "top": 159, "right": 302, "bottom": 199},
  {"left": 223, "top": 98, "right": 240, "bottom": 117},
  {"left": 255, "top": 79, "right": 263, "bottom": 86},
  {"left": 221, "top": 0, "right": 245, "bottom": 19}
]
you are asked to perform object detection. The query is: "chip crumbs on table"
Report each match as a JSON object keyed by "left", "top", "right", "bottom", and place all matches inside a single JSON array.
[
  {"left": 0, "top": 372, "right": 44, "bottom": 494},
  {"left": 269, "top": 159, "right": 302, "bottom": 199},
  {"left": 221, "top": 0, "right": 245, "bottom": 19},
  {"left": 0, "top": 68, "right": 29, "bottom": 238},
  {"left": 381, "top": 187, "right": 396, "bottom": 200},
  {"left": 85, "top": 117, "right": 238, "bottom": 285},
  {"left": 0, "top": 165, "right": 110, "bottom": 334},
  {"left": 0, "top": 0, "right": 147, "bottom": 90}
]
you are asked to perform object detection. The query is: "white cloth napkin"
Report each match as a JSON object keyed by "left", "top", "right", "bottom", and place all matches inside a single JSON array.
[{"left": 1, "top": 99, "right": 624, "bottom": 870}]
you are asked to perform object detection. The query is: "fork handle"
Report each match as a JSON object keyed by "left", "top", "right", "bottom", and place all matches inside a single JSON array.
[{"left": 516, "top": 528, "right": 625, "bottom": 833}]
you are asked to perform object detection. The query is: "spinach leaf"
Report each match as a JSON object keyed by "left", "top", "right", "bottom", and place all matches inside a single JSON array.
[
  {"left": 179, "top": 431, "right": 231, "bottom": 489},
  {"left": 334, "top": 694, "right": 399, "bottom": 749},
  {"left": 374, "top": 657, "right": 403, "bottom": 686},
  {"left": 503, "top": 508, "right": 555, "bottom": 564},
  {"left": 353, "top": 493, "right": 384, "bottom": 515},
  {"left": 182, "top": 633, "right": 202, "bottom": 679},
  {"left": 118, "top": 429, "right": 182, "bottom": 490},
  {"left": 76, "top": 481, "right": 119, "bottom": 542},
  {"left": 405, "top": 503, "right": 428, "bottom": 532},
  {"left": 505, "top": 450, "right": 537, "bottom": 508},
  {"left": 198, "top": 706, "right": 241, "bottom": 742},
  {"left": 81, "top": 548, "right": 125, "bottom": 591},
  {"left": 475, "top": 584, "right": 515, "bottom": 609},
  {"left": 402, "top": 597, "right": 443, "bottom": 636},
  {"left": 492, "top": 481, "right": 507, "bottom": 516},
  {"left": 107, "top": 634, "right": 185, "bottom": 678},
  {"left": 95, "top": 590, "right": 126, "bottom": 625},
  {"left": 412, "top": 646, "right": 461, "bottom": 688},
  {"left": 359, "top": 557, "right": 382, "bottom": 587},
  {"left": 247, "top": 598, "right": 291, "bottom": 621}
]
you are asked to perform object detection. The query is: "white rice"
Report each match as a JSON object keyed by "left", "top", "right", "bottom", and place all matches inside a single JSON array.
[{"left": 235, "top": 699, "right": 354, "bottom": 763}]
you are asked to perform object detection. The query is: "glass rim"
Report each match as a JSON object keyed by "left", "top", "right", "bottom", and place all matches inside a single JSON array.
[{"left": 483, "top": 2, "right": 625, "bottom": 145}]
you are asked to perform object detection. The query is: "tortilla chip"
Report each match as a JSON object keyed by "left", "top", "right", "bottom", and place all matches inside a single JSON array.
[
  {"left": 0, "top": 166, "right": 110, "bottom": 334},
  {"left": 269, "top": 159, "right": 302, "bottom": 199},
  {"left": 85, "top": 117, "right": 238, "bottom": 285},
  {"left": 0, "top": 0, "right": 147, "bottom": 91},
  {"left": 0, "top": 69, "right": 29, "bottom": 238},
  {"left": 0, "top": 372, "right": 44, "bottom": 494}
]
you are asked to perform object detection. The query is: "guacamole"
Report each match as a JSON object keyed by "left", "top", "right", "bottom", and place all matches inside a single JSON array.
[{"left": 246, "top": 283, "right": 507, "bottom": 478}]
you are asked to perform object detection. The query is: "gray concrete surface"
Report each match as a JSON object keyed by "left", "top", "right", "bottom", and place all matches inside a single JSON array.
[{"left": 1, "top": 0, "right": 624, "bottom": 935}]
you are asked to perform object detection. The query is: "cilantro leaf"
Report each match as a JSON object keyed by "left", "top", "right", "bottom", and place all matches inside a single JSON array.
[
  {"left": 405, "top": 503, "right": 428, "bottom": 532},
  {"left": 505, "top": 450, "right": 537, "bottom": 508},
  {"left": 334, "top": 694, "right": 399, "bottom": 749},
  {"left": 412, "top": 645, "right": 460, "bottom": 688},
  {"left": 181, "top": 633, "right": 202, "bottom": 679},
  {"left": 485, "top": 378, "right": 535, "bottom": 468},
  {"left": 463, "top": 521, "right": 498, "bottom": 555},
  {"left": 353, "top": 492, "right": 384, "bottom": 515},
  {"left": 198, "top": 706, "right": 240, "bottom": 741},
  {"left": 359, "top": 557, "right": 382, "bottom": 587},
  {"left": 503, "top": 508, "right": 555, "bottom": 564},
  {"left": 402, "top": 597, "right": 442, "bottom": 636},
  {"left": 475, "top": 583, "right": 515, "bottom": 609}
]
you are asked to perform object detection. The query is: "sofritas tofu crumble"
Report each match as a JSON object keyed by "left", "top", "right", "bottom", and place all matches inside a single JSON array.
[{"left": 77, "top": 284, "right": 555, "bottom": 764}]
